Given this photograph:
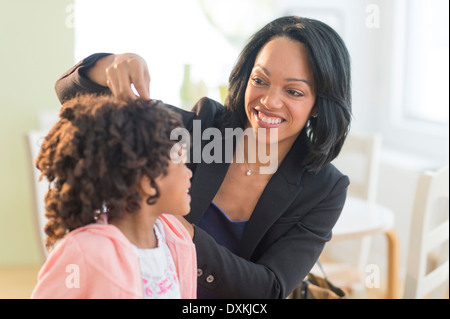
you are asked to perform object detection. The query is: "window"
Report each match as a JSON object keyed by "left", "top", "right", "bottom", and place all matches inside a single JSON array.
[
  {"left": 402, "top": 0, "right": 449, "bottom": 124},
  {"left": 72, "top": 0, "right": 448, "bottom": 167},
  {"left": 383, "top": 0, "right": 449, "bottom": 169},
  {"left": 73, "top": 0, "right": 277, "bottom": 109},
  {"left": 73, "top": 0, "right": 239, "bottom": 108}
]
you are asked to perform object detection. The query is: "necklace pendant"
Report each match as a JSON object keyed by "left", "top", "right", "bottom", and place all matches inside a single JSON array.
[{"left": 246, "top": 170, "right": 252, "bottom": 176}]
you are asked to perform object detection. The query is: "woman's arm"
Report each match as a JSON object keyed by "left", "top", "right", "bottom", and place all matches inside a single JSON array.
[
  {"left": 55, "top": 53, "right": 112, "bottom": 103},
  {"left": 55, "top": 53, "right": 150, "bottom": 103}
]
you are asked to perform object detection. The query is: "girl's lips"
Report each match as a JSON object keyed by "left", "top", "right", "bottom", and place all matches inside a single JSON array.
[{"left": 186, "top": 189, "right": 191, "bottom": 201}]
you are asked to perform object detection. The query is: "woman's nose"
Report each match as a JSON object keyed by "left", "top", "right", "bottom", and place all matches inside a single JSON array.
[{"left": 261, "top": 88, "right": 283, "bottom": 109}]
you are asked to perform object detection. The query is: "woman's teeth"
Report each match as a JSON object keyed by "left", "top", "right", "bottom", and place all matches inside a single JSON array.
[{"left": 257, "top": 111, "right": 283, "bottom": 124}]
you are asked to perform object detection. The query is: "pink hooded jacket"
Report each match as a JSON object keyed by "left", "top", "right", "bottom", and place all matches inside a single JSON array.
[{"left": 31, "top": 214, "right": 196, "bottom": 299}]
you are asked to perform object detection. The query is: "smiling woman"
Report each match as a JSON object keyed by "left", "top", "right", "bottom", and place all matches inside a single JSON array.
[{"left": 224, "top": 16, "right": 352, "bottom": 172}]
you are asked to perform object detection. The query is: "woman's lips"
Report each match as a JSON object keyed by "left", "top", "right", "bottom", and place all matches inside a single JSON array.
[{"left": 254, "top": 110, "right": 285, "bottom": 128}]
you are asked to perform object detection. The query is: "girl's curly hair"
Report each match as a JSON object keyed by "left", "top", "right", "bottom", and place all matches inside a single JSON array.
[{"left": 36, "top": 94, "right": 183, "bottom": 249}]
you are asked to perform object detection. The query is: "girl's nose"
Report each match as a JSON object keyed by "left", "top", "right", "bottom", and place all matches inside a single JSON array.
[{"left": 186, "top": 166, "right": 193, "bottom": 179}]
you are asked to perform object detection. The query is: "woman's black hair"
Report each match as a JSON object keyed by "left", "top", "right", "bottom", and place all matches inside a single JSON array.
[{"left": 223, "top": 16, "right": 352, "bottom": 171}]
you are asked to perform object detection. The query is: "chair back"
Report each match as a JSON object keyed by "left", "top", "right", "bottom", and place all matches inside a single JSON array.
[
  {"left": 26, "top": 130, "right": 50, "bottom": 258},
  {"left": 333, "top": 133, "right": 382, "bottom": 202},
  {"left": 404, "top": 166, "right": 449, "bottom": 298}
]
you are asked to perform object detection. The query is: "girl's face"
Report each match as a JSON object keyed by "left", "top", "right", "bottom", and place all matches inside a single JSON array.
[
  {"left": 154, "top": 158, "right": 192, "bottom": 216},
  {"left": 244, "top": 37, "right": 317, "bottom": 148}
]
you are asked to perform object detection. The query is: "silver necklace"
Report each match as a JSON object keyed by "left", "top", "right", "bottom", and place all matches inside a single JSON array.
[{"left": 243, "top": 157, "right": 260, "bottom": 176}]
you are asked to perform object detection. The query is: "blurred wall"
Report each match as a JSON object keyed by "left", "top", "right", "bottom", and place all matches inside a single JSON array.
[{"left": 0, "top": 0, "right": 74, "bottom": 266}]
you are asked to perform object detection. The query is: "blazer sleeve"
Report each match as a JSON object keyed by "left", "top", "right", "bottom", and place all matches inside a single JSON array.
[
  {"left": 166, "top": 96, "right": 223, "bottom": 133},
  {"left": 193, "top": 173, "right": 349, "bottom": 299},
  {"left": 55, "top": 53, "right": 113, "bottom": 103}
]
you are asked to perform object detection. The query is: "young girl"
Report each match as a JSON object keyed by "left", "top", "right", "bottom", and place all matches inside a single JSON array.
[{"left": 31, "top": 94, "right": 196, "bottom": 299}]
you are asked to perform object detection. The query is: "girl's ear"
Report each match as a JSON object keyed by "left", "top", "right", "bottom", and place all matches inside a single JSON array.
[{"left": 139, "top": 175, "right": 157, "bottom": 197}]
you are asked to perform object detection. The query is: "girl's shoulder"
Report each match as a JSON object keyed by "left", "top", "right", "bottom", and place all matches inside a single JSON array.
[
  {"left": 54, "top": 223, "right": 135, "bottom": 260},
  {"left": 34, "top": 223, "right": 142, "bottom": 299},
  {"left": 67, "top": 223, "right": 127, "bottom": 242}
]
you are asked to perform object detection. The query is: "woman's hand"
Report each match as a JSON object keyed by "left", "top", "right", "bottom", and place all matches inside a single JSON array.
[{"left": 86, "top": 53, "right": 150, "bottom": 100}]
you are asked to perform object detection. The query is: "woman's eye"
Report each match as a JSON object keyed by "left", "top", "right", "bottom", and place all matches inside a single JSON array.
[
  {"left": 287, "top": 89, "right": 304, "bottom": 97},
  {"left": 252, "top": 77, "right": 265, "bottom": 85}
]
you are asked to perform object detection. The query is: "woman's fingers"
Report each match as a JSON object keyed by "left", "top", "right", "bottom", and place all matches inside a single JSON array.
[
  {"left": 114, "top": 62, "right": 136, "bottom": 99},
  {"left": 105, "top": 53, "right": 151, "bottom": 100},
  {"left": 130, "top": 62, "right": 151, "bottom": 100},
  {"left": 105, "top": 65, "right": 120, "bottom": 97}
]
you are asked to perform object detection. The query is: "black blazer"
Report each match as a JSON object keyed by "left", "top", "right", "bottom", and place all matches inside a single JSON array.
[{"left": 55, "top": 54, "right": 350, "bottom": 299}]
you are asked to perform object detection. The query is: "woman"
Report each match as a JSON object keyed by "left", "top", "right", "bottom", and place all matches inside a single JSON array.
[{"left": 55, "top": 16, "right": 352, "bottom": 299}]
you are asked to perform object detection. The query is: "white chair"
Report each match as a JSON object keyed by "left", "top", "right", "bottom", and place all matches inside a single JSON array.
[
  {"left": 26, "top": 111, "right": 59, "bottom": 258},
  {"left": 333, "top": 133, "right": 382, "bottom": 203},
  {"left": 26, "top": 129, "right": 51, "bottom": 259},
  {"left": 403, "top": 166, "right": 449, "bottom": 299},
  {"left": 332, "top": 133, "right": 382, "bottom": 271},
  {"left": 319, "top": 133, "right": 399, "bottom": 298}
]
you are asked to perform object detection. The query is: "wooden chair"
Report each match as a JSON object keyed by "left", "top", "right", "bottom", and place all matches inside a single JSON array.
[{"left": 403, "top": 166, "right": 449, "bottom": 299}]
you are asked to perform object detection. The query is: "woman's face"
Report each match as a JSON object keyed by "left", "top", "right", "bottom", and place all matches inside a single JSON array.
[{"left": 244, "top": 37, "right": 316, "bottom": 148}]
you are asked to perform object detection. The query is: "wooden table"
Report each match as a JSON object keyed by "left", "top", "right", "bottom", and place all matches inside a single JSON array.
[{"left": 332, "top": 196, "right": 400, "bottom": 299}]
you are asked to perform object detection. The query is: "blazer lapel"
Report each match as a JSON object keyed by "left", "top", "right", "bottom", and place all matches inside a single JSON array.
[
  {"left": 187, "top": 159, "right": 229, "bottom": 224},
  {"left": 239, "top": 131, "right": 309, "bottom": 259},
  {"left": 185, "top": 128, "right": 310, "bottom": 260},
  {"left": 186, "top": 134, "right": 232, "bottom": 224}
]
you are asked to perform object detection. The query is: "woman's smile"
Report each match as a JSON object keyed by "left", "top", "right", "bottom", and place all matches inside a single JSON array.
[{"left": 254, "top": 109, "right": 286, "bottom": 128}]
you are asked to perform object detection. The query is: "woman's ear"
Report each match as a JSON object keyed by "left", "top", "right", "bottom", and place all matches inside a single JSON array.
[
  {"left": 310, "top": 106, "right": 318, "bottom": 119},
  {"left": 139, "top": 175, "right": 157, "bottom": 197}
]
